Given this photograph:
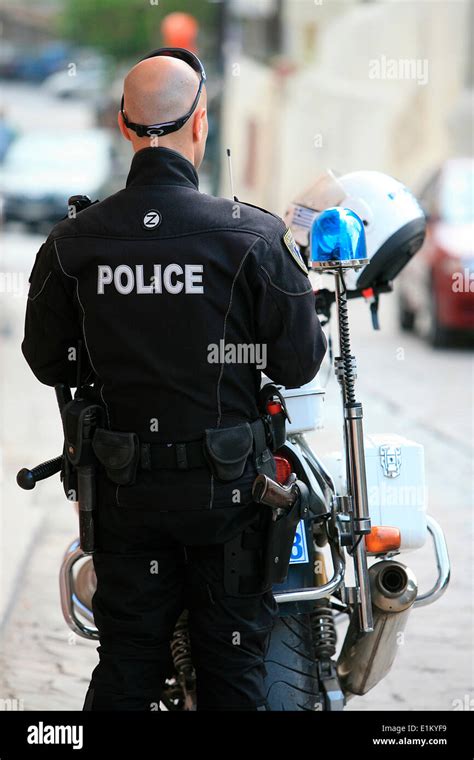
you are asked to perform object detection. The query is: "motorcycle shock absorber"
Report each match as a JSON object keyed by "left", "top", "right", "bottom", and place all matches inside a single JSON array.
[
  {"left": 309, "top": 548, "right": 344, "bottom": 710},
  {"left": 311, "top": 602, "right": 337, "bottom": 659},
  {"left": 170, "top": 611, "right": 196, "bottom": 710},
  {"left": 312, "top": 550, "right": 337, "bottom": 659},
  {"left": 311, "top": 601, "right": 345, "bottom": 711}
]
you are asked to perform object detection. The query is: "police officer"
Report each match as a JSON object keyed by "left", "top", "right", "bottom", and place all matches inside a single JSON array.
[{"left": 22, "top": 48, "right": 327, "bottom": 711}]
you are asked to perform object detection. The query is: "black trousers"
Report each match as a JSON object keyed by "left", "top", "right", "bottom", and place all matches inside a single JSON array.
[{"left": 83, "top": 498, "right": 278, "bottom": 711}]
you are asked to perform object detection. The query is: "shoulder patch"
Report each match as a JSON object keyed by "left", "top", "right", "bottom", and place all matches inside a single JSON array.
[{"left": 283, "top": 228, "right": 308, "bottom": 275}]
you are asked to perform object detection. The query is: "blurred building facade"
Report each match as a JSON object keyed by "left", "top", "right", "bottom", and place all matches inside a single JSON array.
[
  {"left": 0, "top": 3, "right": 58, "bottom": 44},
  {"left": 221, "top": 0, "right": 472, "bottom": 214}
]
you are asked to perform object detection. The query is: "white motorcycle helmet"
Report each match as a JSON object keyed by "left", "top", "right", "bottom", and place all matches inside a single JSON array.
[{"left": 285, "top": 170, "right": 426, "bottom": 290}]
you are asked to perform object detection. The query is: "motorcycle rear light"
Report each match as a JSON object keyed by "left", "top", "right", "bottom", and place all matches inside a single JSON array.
[
  {"left": 365, "top": 526, "right": 401, "bottom": 555},
  {"left": 267, "top": 401, "right": 282, "bottom": 415},
  {"left": 274, "top": 455, "right": 292, "bottom": 485}
]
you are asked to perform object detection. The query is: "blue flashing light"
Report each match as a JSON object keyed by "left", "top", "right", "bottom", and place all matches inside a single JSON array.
[{"left": 310, "top": 207, "right": 368, "bottom": 269}]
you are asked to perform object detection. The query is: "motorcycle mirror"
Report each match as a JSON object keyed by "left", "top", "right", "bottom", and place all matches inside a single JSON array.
[{"left": 309, "top": 207, "right": 369, "bottom": 272}]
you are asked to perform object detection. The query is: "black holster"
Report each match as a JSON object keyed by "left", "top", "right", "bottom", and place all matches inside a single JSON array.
[
  {"left": 61, "top": 446, "right": 78, "bottom": 502},
  {"left": 262, "top": 497, "right": 302, "bottom": 586},
  {"left": 61, "top": 399, "right": 104, "bottom": 553},
  {"left": 257, "top": 479, "right": 310, "bottom": 587},
  {"left": 61, "top": 399, "right": 104, "bottom": 468}
]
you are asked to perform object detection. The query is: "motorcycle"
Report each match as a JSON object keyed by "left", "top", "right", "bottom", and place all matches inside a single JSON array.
[{"left": 17, "top": 172, "right": 450, "bottom": 711}]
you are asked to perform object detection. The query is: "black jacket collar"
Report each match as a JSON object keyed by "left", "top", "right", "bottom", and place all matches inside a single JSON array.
[{"left": 126, "top": 147, "right": 199, "bottom": 190}]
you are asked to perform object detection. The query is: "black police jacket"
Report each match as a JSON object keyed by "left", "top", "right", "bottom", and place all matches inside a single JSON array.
[{"left": 22, "top": 147, "right": 326, "bottom": 533}]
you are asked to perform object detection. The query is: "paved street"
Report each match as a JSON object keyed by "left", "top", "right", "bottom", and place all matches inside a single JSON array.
[{"left": 0, "top": 84, "right": 472, "bottom": 712}]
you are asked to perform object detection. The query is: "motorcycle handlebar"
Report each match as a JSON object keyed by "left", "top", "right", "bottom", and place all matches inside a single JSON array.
[
  {"left": 314, "top": 282, "right": 393, "bottom": 320},
  {"left": 17, "top": 455, "right": 63, "bottom": 490}
]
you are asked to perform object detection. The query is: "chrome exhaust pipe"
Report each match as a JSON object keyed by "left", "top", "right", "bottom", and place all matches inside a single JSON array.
[{"left": 337, "top": 560, "right": 417, "bottom": 696}]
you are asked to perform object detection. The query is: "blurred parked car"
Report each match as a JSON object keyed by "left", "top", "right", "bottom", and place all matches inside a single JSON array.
[
  {"left": 398, "top": 157, "right": 474, "bottom": 346},
  {"left": 42, "top": 51, "right": 111, "bottom": 100},
  {"left": 0, "top": 129, "right": 127, "bottom": 228},
  {"left": 0, "top": 41, "right": 22, "bottom": 79},
  {"left": 42, "top": 66, "right": 107, "bottom": 100},
  {"left": 8, "top": 42, "right": 72, "bottom": 82}
]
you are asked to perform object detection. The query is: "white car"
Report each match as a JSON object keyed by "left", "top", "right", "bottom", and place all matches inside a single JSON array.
[
  {"left": 0, "top": 129, "right": 124, "bottom": 228},
  {"left": 42, "top": 66, "right": 107, "bottom": 100}
]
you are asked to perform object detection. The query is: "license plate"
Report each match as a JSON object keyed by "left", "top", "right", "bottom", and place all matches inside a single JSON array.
[{"left": 289, "top": 520, "right": 309, "bottom": 564}]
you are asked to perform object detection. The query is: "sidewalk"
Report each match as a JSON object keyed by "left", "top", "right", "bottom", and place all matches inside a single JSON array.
[{"left": 0, "top": 502, "right": 97, "bottom": 711}]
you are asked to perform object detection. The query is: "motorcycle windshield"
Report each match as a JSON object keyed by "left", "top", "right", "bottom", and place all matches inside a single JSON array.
[{"left": 285, "top": 170, "right": 346, "bottom": 247}]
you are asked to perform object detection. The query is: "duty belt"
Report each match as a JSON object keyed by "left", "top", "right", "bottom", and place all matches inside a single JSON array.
[
  {"left": 139, "top": 418, "right": 271, "bottom": 473},
  {"left": 92, "top": 417, "right": 276, "bottom": 485},
  {"left": 139, "top": 438, "right": 206, "bottom": 471}
]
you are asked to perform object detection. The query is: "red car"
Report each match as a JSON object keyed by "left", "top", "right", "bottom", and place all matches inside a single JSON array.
[{"left": 398, "top": 158, "right": 474, "bottom": 346}]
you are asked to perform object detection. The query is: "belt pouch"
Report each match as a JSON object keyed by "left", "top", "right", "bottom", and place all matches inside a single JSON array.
[
  {"left": 92, "top": 428, "right": 140, "bottom": 486},
  {"left": 203, "top": 423, "right": 253, "bottom": 481}
]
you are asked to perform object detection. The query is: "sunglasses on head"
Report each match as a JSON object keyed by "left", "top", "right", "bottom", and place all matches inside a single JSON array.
[{"left": 120, "top": 47, "right": 207, "bottom": 138}]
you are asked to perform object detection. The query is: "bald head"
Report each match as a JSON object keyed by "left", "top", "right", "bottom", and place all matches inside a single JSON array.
[
  {"left": 124, "top": 56, "right": 200, "bottom": 126},
  {"left": 118, "top": 55, "right": 208, "bottom": 168}
]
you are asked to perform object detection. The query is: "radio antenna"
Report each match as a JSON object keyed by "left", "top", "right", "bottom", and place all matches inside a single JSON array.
[{"left": 226, "top": 148, "right": 238, "bottom": 202}]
